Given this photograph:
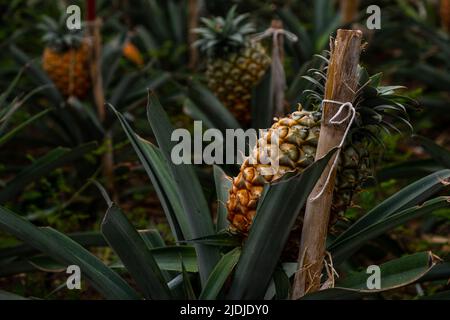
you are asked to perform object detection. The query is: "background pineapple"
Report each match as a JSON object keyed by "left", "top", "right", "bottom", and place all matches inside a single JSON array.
[
  {"left": 227, "top": 64, "right": 414, "bottom": 238},
  {"left": 194, "top": 6, "right": 271, "bottom": 125},
  {"left": 39, "top": 16, "right": 91, "bottom": 98},
  {"left": 123, "top": 40, "right": 144, "bottom": 67}
]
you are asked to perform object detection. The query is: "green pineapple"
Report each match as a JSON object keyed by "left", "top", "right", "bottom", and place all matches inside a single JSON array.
[{"left": 194, "top": 6, "right": 271, "bottom": 125}]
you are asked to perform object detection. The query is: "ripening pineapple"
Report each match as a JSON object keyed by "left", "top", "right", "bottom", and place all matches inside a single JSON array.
[
  {"left": 227, "top": 64, "right": 414, "bottom": 237},
  {"left": 39, "top": 16, "right": 91, "bottom": 98},
  {"left": 123, "top": 41, "right": 144, "bottom": 67},
  {"left": 194, "top": 6, "right": 271, "bottom": 125}
]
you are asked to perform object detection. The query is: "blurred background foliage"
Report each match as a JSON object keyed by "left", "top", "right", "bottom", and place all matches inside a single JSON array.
[{"left": 0, "top": 0, "right": 449, "bottom": 299}]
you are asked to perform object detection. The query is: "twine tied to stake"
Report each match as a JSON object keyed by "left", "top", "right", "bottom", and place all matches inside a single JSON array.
[
  {"left": 309, "top": 100, "right": 356, "bottom": 201},
  {"left": 251, "top": 27, "right": 298, "bottom": 117}
]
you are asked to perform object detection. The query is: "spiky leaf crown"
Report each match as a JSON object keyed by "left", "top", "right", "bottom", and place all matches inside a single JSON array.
[
  {"left": 38, "top": 15, "right": 84, "bottom": 52},
  {"left": 303, "top": 52, "right": 417, "bottom": 146},
  {"left": 193, "top": 6, "right": 255, "bottom": 58}
]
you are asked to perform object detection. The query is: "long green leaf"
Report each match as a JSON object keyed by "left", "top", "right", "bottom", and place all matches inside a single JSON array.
[
  {"left": 302, "top": 252, "right": 437, "bottom": 299},
  {"left": 227, "top": 148, "right": 338, "bottom": 299},
  {"left": 251, "top": 69, "right": 273, "bottom": 129},
  {"left": 199, "top": 247, "right": 241, "bottom": 300},
  {"left": 0, "top": 206, "right": 138, "bottom": 299},
  {"left": 330, "top": 197, "right": 450, "bottom": 264},
  {"left": 9, "top": 45, "right": 64, "bottom": 106},
  {"left": 183, "top": 98, "right": 215, "bottom": 129},
  {"left": 0, "top": 290, "right": 28, "bottom": 300},
  {"left": 377, "top": 159, "right": 443, "bottom": 181},
  {"left": 0, "top": 109, "right": 50, "bottom": 147},
  {"left": 338, "top": 252, "right": 436, "bottom": 291},
  {"left": 273, "top": 266, "right": 290, "bottom": 300},
  {"left": 416, "top": 262, "right": 450, "bottom": 282},
  {"left": 0, "top": 142, "right": 97, "bottom": 203},
  {"left": 186, "top": 80, "right": 241, "bottom": 132},
  {"left": 101, "top": 204, "right": 172, "bottom": 299},
  {"left": 0, "top": 230, "right": 159, "bottom": 260},
  {"left": 0, "top": 68, "right": 24, "bottom": 108},
  {"left": 213, "top": 165, "right": 231, "bottom": 232},
  {"left": 0, "top": 231, "right": 106, "bottom": 259},
  {"left": 414, "top": 135, "right": 450, "bottom": 168},
  {"left": 331, "top": 169, "right": 450, "bottom": 246},
  {"left": 0, "top": 256, "right": 66, "bottom": 277},
  {"left": 181, "top": 260, "right": 196, "bottom": 300},
  {"left": 1, "top": 245, "right": 198, "bottom": 276},
  {"left": 421, "top": 290, "right": 450, "bottom": 300},
  {"left": 139, "top": 139, "right": 191, "bottom": 240},
  {"left": 112, "top": 107, "right": 188, "bottom": 241},
  {"left": 146, "top": 93, "right": 220, "bottom": 286},
  {"left": 110, "top": 246, "right": 198, "bottom": 273}
]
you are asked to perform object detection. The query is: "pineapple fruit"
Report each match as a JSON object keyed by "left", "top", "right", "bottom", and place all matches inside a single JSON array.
[
  {"left": 123, "top": 41, "right": 144, "bottom": 67},
  {"left": 194, "top": 6, "right": 271, "bottom": 125},
  {"left": 40, "top": 16, "right": 90, "bottom": 98},
  {"left": 227, "top": 65, "right": 413, "bottom": 238}
]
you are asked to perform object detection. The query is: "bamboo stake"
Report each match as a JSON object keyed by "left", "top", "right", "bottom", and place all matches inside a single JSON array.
[
  {"left": 271, "top": 20, "right": 284, "bottom": 61},
  {"left": 340, "top": 0, "right": 360, "bottom": 25},
  {"left": 87, "top": 19, "right": 105, "bottom": 120},
  {"left": 86, "top": 0, "right": 116, "bottom": 201},
  {"left": 188, "top": 0, "right": 199, "bottom": 69},
  {"left": 292, "top": 29, "right": 362, "bottom": 299},
  {"left": 270, "top": 19, "right": 286, "bottom": 117},
  {"left": 441, "top": 0, "right": 450, "bottom": 33}
]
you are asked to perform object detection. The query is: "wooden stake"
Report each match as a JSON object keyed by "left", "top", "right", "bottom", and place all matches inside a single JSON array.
[
  {"left": 271, "top": 20, "right": 284, "bottom": 61},
  {"left": 441, "top": 0, "right": 450, "bottom": 33},
  {"left": 188, "top": 0, "right": 199, "bottom": 69},
  {"left": 87, "top": 19, "right": 105, "bottom": 120},
  {"left": 86, "top": 0, "right": 116, "bottom": 201},
  {"left": 291, "top": 29, "right": 362, "bottom": 299},
  {"left": 270, "top": 19, "right": 286, "bottom": 117},
  {"left": 340, "top": 0, "right": 360, "bottom": 25}
]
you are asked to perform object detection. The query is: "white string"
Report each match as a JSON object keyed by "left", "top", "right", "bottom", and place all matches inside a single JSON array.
[
  {"left": 251, "top": 27, "right": 298, "bottom": 43},
  {"left": 251, "top": 27, "right": 297, "bottom": 116},
  {"left": 309, "top": 100, "right": 356, "bottom": 201}
]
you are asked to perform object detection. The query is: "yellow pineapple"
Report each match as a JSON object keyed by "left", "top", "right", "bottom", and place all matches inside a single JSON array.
[
  {"left": 39, "top": 16, "right": 91, "bottom": 98},
  {"left": 227, "top": 66, "right": 413, "bottom": 237},
  {"left": 123, "top": 41, "right": 144, "bottom": 67}
]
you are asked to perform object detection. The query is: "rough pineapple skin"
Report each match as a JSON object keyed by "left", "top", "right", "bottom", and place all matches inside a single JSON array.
[
  {"left": 206, "top": 42, "right": 270, "bottom": 125},
  {"left": 226, "top": 107, "right": 371, "bottom": 235},
  {"left": 42, "top": 42, "right": 91, "bottom": 98},
  {"left": 227, "top": 108, "right": 320, "bottom": 234}
]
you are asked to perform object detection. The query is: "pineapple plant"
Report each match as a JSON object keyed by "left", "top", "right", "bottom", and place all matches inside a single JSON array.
[
  {"left": 227, "top": 62, "right": 415, "bottom": 238},
  {"left": 1, "top": 93, "right": 448, "bottom": 301},
  {"left": 39, "top": 16, "right": 91, "bottom": 98},
  {"left": 194, "top": 6, "right": 271, "bottom": 125}
]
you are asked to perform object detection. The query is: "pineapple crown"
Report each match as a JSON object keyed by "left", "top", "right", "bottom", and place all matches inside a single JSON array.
[
  {"left": 38, "top": 15, "right": 84, "bottom": 52},
  {"left": 193, "top": 5, "right": 255, "bottom": 58},
  {"left": 303, "top": 52, "right": 417, "bottom": 146}
]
